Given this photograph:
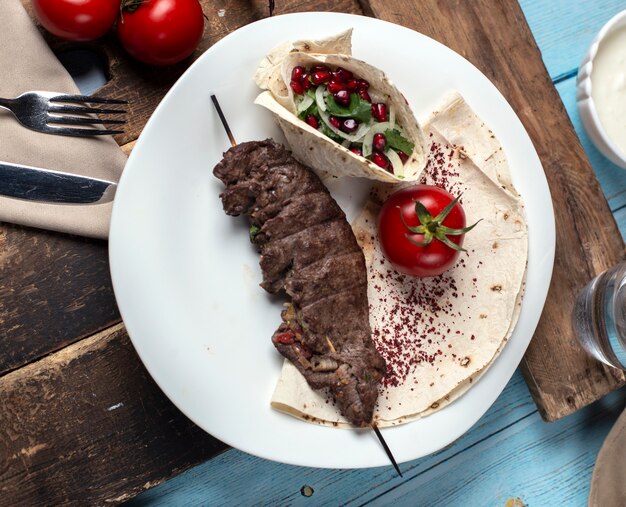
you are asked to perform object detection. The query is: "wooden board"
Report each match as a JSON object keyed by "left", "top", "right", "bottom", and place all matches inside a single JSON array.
[
  {"left": 0, "top": 324, "right": 227, "bottom": 506},
  {"left": 0, "top": 225, "right": 119, "bottom": 375},
  {"left": 365, "top": 0, "right": 626, "bottom": 421}
]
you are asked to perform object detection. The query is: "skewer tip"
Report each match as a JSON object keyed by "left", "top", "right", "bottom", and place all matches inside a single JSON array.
[
  {"left": 371, "top": 422, "right": 403, "bottom": 478},
  {"left": 210, "top": 94, "right": 237, "bottom": 147}
]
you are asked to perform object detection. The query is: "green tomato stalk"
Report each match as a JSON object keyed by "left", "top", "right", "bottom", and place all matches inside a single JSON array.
[{"left": 399, "top": 194, "right": 481, "bottom": 252}]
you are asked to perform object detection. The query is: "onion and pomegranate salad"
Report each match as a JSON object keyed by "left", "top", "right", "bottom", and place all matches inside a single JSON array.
[{"left": 289, "top": 64, "right": 415, "bottom": 177}]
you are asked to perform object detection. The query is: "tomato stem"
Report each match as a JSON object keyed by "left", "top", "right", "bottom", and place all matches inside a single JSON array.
[
  {"left": 120, "top": 0, "right": 150, "bottom": 18},
  {"left": 398, "top": 193, "right": 481, "bottom": 252}
]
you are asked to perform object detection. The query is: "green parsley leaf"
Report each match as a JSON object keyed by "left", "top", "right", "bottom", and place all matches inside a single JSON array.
[
  {"left": 384, "top": 129, "right": 414, "bottom": 156},
  {"left": 249, "top": 225, "right": 260, "bottom": 242},
  {"left": 296, "top": 89, "right": 320, "bottom": 120},
  {"left": 298, "top": 103, "right": 319, "bottom": 121},
  {"left": 325, "top": 93, "right": 372, "bottom": 123},
  {"left": 318, "top": 120, "right": 344, "bottom": 143}
]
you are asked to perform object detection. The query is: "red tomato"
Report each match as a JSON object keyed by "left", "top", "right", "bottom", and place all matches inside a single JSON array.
[
  {"left": 117, "top": 0, "right": 204, "bottom": 66},
  {"left": 32, "top": 0, "right": 119, "bottom": 41},
  {"left": 377, "top": 185, "right": 476, "bottom": 277}
]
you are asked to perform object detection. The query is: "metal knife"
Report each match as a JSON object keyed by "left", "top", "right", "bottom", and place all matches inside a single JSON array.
[{"left": 0, "top": 160, "right": 116, "bottom": 204}]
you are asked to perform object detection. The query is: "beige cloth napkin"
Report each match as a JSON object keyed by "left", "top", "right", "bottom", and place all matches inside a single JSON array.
[
  {"left": 0, "top": 0, "right": 127, "bottom": 239},
  {"left": 589, "top": 405, "right": 626, "bottom": 506}
]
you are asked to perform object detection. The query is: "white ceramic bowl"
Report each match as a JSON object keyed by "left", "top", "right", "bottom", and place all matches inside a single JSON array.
[{"left": 577, "top": 10, "right": 626, "bottom": 169}]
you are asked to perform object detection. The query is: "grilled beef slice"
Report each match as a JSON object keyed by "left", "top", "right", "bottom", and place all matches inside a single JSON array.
[{"left": 213, "top": 139, "right": 385, "bottom": 427}]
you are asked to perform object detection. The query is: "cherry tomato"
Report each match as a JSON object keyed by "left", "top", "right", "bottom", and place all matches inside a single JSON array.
[
  {"left": 32, "top": 0, "right": 119, "bottom": 41},
  {"left": 117, "top": 0, "right": 204, "bottom": 66},
  {"left": 377, "top": 185, "right": 476, "bottom": 277}
]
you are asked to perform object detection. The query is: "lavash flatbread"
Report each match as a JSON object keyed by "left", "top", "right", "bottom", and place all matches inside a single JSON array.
[
  {"left": 271, "top": 92, "right": 528, "bottom": 427},
  {"left": 254, "top": 30, "right": 427, "bottom": 183}
]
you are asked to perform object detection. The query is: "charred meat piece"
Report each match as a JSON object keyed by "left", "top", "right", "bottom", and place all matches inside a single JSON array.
[{"left": 213, "top": 139, "right": 385, "bottom": 427}]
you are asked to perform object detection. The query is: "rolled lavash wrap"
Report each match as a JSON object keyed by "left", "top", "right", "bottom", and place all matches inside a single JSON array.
[{"left": 254, "top": 29, "right": 427, "bottom": 182}]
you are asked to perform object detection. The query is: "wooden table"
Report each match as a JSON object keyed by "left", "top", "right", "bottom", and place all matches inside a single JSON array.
[{"left": 3, "top": 0, "right": 626, "bottom": 505}]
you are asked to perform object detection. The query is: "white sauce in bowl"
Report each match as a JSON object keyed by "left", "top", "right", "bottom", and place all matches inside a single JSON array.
[{"left": 592, "top": 26, "right": 626, "bottom": 156}]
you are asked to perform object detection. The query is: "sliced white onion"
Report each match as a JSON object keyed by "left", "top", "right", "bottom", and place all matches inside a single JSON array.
[
  {"left": 296, "top": 94, "right": 314, "bottom": 115},
  {"left": 315, "top": 86, "right": 327, "bottom": 112},
  {"left": 319, "top": 109, "right": 373, "bottom": 142},
  {"left": 386, "top": 149, "right": 405, "bottom": 178},
  {"left": 341, "top": 139, "right": 351, "bottom": 148},
  {"left": 361, "top": 121, "right": 391, "bottom": 158},
  {"left": 368, "top": 90, "right": 389, "bottom": 104}
]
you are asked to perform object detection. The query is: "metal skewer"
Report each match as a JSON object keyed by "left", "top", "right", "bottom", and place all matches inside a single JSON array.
[{"left": 210, "top": 93, "right": 402, "bottom": 478}]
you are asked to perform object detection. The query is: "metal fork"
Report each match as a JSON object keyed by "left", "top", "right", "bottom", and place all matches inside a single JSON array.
[{"left": 0, "top": 91, "right": 127, "bottom": 137}]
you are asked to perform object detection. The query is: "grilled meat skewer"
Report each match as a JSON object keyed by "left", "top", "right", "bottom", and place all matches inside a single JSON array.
[{"left": 214, "top": 139, "right": 385, "bottom": 427}]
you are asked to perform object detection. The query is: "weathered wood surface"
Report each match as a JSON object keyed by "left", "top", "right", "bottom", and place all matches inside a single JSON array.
[
  {"left": 0, "top": 324, "right": 227, "bottom": 506},
  {"left": 0, "top": 225, "right": 119, "bottom": 375}
]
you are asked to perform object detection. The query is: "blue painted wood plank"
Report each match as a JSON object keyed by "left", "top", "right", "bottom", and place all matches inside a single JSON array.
[
  {"left": 368, "top": 389, "right": 626, "bottom": 507},
  {"left": 128, "top": 371, "right": 537, "bottom": 506},
  {"left": 519, "top": 0, "right": 624, "bottom": 79},
  {"left": 615, "top": 205, "right": 626, "bottom": 233},
  {"left": 126, "top": 370, "right": 626, "bottom": 506}
]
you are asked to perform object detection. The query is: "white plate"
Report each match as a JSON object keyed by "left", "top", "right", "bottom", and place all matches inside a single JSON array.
[{"left": 109, "top": 12, "right": 555, "bottom": 468}]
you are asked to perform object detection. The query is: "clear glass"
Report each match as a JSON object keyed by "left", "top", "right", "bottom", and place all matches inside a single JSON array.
[{"left": 573, "top": 262, "right": 626, "bottom": 369}]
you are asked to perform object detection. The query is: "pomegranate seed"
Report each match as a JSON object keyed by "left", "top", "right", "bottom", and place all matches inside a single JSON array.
[
  {"left": 333, "top": 67, "right": 353, "bottom": 83},
  {"left": 305, "top": 114, "right": 319, "bottom": 129},
  {"left": 329, "top": 116, "right": 341, "bottom": 129},
  {"left": 290, "top": 79, "right": 304, "bottom": 95},
  {"left": 302, "top": 72, "right": 312, "bottom": 91},
  {"left": 398, "top": 151, "right": 409, "bottom": 163},
  {"left": 373, "top": 133, "right": 387, "bottom": 151},
  {"left": 291, "top": 66, "right": 305, "bottom": 82},
  {"left": 371, "top": 151, "right": 390, "bottom": 170},
  {"left": 312, "top": 65, "right": 330, "bottom": 73},
  {"left": 358, "top": 89, "right": 371, "bottom": 102},
  {"left": 340, "top": 118, "right": 358, "bottom": 133},
  {"left": 334, "top": 90, "right": 351, "bottom": 106},
  {"left": 345, "top": 79, "right": 358, "bottom": 92},
  {"left": 372, "top": 103, "right": 387, "bottom": 122},
  {"left": 357, "top": 79, "right": 370, "bottom": 91},
  {"left": 311, "top": 69, "right": 331, "bottom": 85},
  {"left": 327, "top": 81, "right": 344, "bottom": 94},
  {"left": 349, "top": 145, "right": 363, "bottom": 157}
]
